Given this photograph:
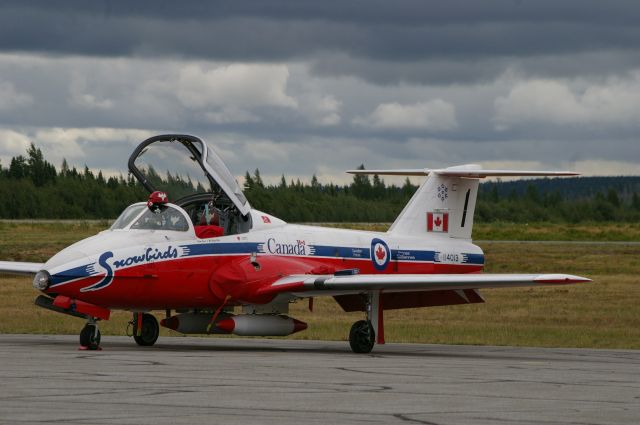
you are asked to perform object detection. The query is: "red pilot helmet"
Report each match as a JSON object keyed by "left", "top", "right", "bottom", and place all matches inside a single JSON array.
[{"left": 147, "top": 191, "right": 169, "bottom": 212}]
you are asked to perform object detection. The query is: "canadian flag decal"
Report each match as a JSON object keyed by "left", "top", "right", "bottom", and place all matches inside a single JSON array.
[{"left": 427, "top": 212, "right": 449, "bottom": 232}]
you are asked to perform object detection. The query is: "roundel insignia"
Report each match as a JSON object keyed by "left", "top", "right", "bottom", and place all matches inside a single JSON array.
[{"left": 370, "top": 238, "right": 390, "bottom": 271}]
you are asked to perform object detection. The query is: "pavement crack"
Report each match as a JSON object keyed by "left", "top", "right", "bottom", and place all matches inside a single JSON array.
[{"left": 393, "top": 413, "right": 441, "bottom": 425}]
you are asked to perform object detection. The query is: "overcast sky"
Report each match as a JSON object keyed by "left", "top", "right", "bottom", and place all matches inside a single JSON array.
[{"left": 0, "top": 0, "right": 639, "bottom": 185}]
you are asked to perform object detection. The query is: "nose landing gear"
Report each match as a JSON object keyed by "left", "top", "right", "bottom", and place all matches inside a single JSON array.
[{"left": 79, "top": 318, "right": 101, "bottom": 350}]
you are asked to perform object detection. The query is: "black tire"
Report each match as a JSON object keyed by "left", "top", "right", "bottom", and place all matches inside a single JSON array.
[
  {"left": 133, "top": 313, "right": 159, "bottom": 347},
  {"left": 79, "top": 324, "right": 101, "bottom": 349},
  {"left": 349, "top": 320, "right": 375, "bottom": 353}
]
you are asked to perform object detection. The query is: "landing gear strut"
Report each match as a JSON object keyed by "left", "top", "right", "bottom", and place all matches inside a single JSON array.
[
  {"left": 79, "top": 319, "right": 101, "bottom": 350},
  {"left": 132, "top": 313, "right": 159, "bottom": 347}
]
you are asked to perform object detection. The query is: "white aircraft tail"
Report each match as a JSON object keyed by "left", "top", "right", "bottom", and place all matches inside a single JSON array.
[{"left": 347, "top": 165, "right": 578, "bottom": 240}]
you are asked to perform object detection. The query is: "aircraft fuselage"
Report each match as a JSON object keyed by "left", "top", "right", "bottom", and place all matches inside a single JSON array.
[{"left": 41, "top": 210, "right": 484, "bottom": 310}]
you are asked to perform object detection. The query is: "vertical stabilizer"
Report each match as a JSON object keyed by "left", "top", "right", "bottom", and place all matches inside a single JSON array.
[{"left": 388, "top": 165, "right": 480, "bottom": 240}]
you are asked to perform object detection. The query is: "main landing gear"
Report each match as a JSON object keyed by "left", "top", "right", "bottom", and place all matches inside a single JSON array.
[
  {"left": 79, "top": 318, "right": 101, "bottom": 350},
  {"left": 348, "top": 291, "right": 383, "bottom": 354},
  {"left": 131, "top": 313, "right": 159, "bottom": 347},
  {"left": 349, "top": 320, "right": 375, "bottom": 353}
]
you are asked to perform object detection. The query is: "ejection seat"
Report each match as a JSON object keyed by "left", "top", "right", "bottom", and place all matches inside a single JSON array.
[{"left": 194, "top": 210, "right": 224, "bottom": 239}]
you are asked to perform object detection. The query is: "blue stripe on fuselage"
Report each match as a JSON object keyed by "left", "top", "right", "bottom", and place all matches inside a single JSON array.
[
  {"left": 463, "top": 253, "right": 485, "bottom": 265},
  {"left": 310, "top": 245, "right": 370, "bottom": 259},
  {"left": 50, "top": 263, "right": 97, "bottom": 287},
  {"left": 310, "top": 244, "right": 483, "bottom": 265},
  {"left": 178, "top": 242, "right": 483, "bottom": 265},
  {"left": 179, "top": 242, "right": 262, "bottom": 257},
  {"left": 392, "top": 249, "right": 436, "bottom": 262}
]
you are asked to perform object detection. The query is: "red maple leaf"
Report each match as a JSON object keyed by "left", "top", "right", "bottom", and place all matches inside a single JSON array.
[
  {"left": 434, "top": 216, "right": 442, "bottom": 227},
  {"left": 376, "top": 245, "right": 386, "bottom": 260}
]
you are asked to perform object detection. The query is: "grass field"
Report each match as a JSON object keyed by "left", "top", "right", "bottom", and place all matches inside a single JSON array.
[{"left": 0, "top": 221, "right": 638, "bottom": 349}]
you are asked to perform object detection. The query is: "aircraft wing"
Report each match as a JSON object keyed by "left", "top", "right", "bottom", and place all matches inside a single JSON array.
[
  {"left": 256, "top": 273, "right": 590, "bottom": 297},
  {"left": 0, "top": 261, "right": 43, "bottom": 276}
]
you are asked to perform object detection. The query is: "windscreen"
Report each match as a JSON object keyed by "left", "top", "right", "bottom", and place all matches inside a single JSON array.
[
  {"left": 132, "top": 139, "right": 211, "bottom": 201},
  {"left": 110, "top": 204, "right": 146, "bottom": 230}
]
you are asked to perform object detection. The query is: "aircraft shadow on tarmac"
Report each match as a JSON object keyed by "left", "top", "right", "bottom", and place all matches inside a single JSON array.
[
  {"left": 31, "top": 335, "right": 577, "bottom": 362},
  {"left": 5, "top": 334, "right": 606, "bottom": 364}
]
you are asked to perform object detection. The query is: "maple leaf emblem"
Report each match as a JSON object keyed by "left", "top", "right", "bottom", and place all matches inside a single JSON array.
[
  {"left": 434, "top": 216, "right": 442, "bottom": 227},
  {"left": 375, "top": 245, "right": 386, "bottom": 261}
]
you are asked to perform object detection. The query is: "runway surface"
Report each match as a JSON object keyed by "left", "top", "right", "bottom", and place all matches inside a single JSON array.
[{"left": 0, "top": 335, "right": 638, "bottom": 425}]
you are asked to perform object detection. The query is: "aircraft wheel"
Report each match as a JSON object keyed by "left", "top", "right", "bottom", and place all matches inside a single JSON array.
[
  {"left": 133, "top": 313, "right": 159, "bottom": 347},
  {"left": 349, "top": 320, "right": 375, "bottom": 353},
  {"left": 80, "top": 323, "right": 101, "bottom": 350}
]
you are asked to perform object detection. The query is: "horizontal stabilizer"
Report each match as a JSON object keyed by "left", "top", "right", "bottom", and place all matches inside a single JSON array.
[
  {"left": 0, "top": 261, "right": 43, "bottom": 276},
  {"left": 347, "top": 164, "right": 579, "bottom": 178}
]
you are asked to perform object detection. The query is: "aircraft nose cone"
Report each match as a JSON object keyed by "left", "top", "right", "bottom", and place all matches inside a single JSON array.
[
  {"left": 32, "top": 270, "right": 51, "bottom": 291},
  {"left": 45, "top": 248, "right": 90, "bottom": 270},
  {"left": 43, "top": 247, "right": 95, "bottom": 292}
]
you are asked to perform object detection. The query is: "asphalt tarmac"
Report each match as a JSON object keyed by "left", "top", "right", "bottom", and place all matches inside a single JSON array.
[{"left": 0, "top": 335, "right": 637, "bottom": 425}]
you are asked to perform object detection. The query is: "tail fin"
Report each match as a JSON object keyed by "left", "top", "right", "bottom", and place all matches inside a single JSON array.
[
  {"left": 347, "top": 164, "right": 578, "bottom": 240},
  {"left": 388, "top": 165, "right": 481, "bottom": 240}
]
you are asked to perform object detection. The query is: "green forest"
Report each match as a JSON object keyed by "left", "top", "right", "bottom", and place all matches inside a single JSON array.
[{"left": 2, "top": 143, "right": 639, "bottom": 222}]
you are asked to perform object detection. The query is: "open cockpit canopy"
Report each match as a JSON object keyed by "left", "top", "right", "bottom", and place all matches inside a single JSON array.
[{"left": 128, "top": 135, "right": 250, "bottom": 216}]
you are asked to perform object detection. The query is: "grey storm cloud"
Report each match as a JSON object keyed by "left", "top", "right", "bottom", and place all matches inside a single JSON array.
[
  {"left": 2, "top": 1, "right": 640, "bottom": 70},
  {"left": 0, "top": 0, "right": 638, "bottom": 88},
  {"left": 0, "top": 0, "right": 638, "bottom": 180}
]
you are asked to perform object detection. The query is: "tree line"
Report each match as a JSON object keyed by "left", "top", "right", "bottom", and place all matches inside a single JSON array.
[
  {"left": 1, "top": 143, "right": 639, "bottom": 222},
  {"left": 0, "top": 144, "right": 146, "bottom": 218}
]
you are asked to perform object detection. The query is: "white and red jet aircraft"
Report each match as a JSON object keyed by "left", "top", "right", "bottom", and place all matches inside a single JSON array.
[{"left": 0, "top": 135, "right": 590, "bottom": 352}]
